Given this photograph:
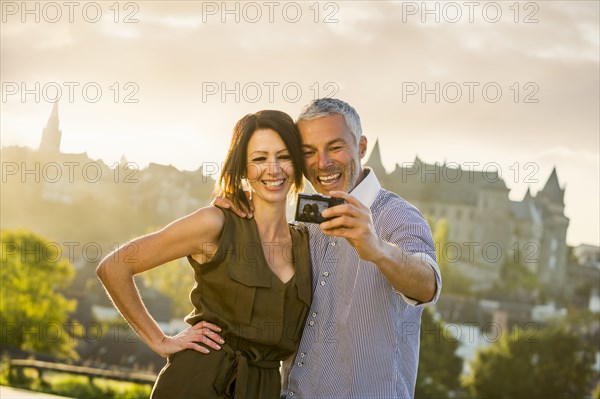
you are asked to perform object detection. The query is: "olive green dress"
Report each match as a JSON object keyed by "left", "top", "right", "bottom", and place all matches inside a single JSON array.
[{"left": 150, "top": 209, "right": 312, "bottom": 399}]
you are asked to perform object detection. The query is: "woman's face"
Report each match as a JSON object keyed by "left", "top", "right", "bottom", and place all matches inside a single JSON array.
[{"left": 246, "top": 128, "right": 295, "bottom": 205}]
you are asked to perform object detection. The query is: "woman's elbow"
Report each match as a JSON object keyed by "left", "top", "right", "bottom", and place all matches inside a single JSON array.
[
  {"left": 96, "top": 256, "right": 125, "bottom": 283},
  {"left": 97, "top": 252, "right": 137, "bottom": 282},
  {"left": 96, "top": 258, "right": 110, "bottom": 282}
]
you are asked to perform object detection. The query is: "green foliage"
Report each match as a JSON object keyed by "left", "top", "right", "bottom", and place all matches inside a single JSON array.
[
  {"left": 7, "top": 372, "right": 152, "bottom": 399},
  {"left": 47, "top": 376, "right": 152, "bottom": 399},
  {"left": 0, "top": 354, "right": 10, "bottom": 385},
  {"left": 6, "top": 361, "right": 36, "bottom": 386},
  {"left": 592, "top": 380, "right": 600, "bottom": 399},
  {"left": 429, "top": 217, "right": 449, "bottom": 269},
  {"left": 140, "top": 258, "right": 195, "bottom": 319},
  {"left": 425, "top": 216, "right": 472, "bottom": 295},
  {"left": 439, "top": 261, "right": 473, "bottom": 296},
  {"left": 499, "top": 256, "right": 540, "bottom": 294},
  {"left": 464, "top": 324, "right": 595, "bottom": 399},
  {"left": 0, "top": 229, "right": 78, "bottom": 359},
  {"left": 415, "top": 307, "right": 463, "bottom": 399}
]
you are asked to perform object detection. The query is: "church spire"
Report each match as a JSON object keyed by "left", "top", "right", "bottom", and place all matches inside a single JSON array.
[
  {"left": 39, "top": 102, "right": 62, "bottom": 153},
  {"left": 524, "top": 187, "right": 533, "bottom": 200},
  {"left": 48, "top": 102, "right": 59, "bottom": 128},
  {"left": 539, "top": 167, "right": 564, "bottom": 204},
  {"left": 365, "top": 139, "right": 386, "bottom": 175}
]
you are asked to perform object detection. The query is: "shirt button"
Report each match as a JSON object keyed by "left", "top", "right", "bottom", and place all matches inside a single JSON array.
[
  {"left": 330, "top": 241, "right": 336, "bottom": 246},
  {"left": 308, "top": 320, "right": 315, "bottom": 326},
  {"left": 323, "top": 272, "right": 330, "bottom": 277},
  {"left": 297, "top": 362, "right": 303, "bottom": 367},
  {"left": 320, "top": 280, "right": 326, "bottom": 286},
  {"left": 312, "top": 312, "right": 317, "bottom": 317},
  {"left": 289, "top": 392, "right": 294, "bottom": 397},
  {"left": 300, "top": 352, "right": 305, "bottom": 357}
]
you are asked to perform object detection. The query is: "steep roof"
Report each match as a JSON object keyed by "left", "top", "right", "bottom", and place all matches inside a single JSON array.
[
  {"left": 385, "top": 160, "right": 508, "bottom": 205},
  {"left": 364, "top": 139, "right": 386, "bottom": 176},
  {"left": 539, "top": 167, "right": 565, "bottom": 205},
  {"left": 511, "top": 188, "right": 542, "bottom": 224}
]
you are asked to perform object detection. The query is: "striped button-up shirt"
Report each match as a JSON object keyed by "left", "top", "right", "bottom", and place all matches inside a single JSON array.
[{"left": 282, "top": 168, "right": 442, "bottom": 399}]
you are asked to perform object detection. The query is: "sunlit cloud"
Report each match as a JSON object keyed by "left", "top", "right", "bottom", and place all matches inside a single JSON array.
[{"left": 99, "top": 18, "right": 141, "bottom": 39}]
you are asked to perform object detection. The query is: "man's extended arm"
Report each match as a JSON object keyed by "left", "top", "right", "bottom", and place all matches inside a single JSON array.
[
  {"left": 320, "top": 191, "right": 438, "bottom": 303},
  {"left": 369, "top": 240, "right": 437, "bottom": 303}
]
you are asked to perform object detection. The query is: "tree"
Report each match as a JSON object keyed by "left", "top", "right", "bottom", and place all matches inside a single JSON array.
[
  {"left": 464, "top": 323, "right": 595, "bottom": 398},
  {"left": 430, "top": 217, "right": 449, "bottom": 269},
  {"left": 0, "top": 229, "right": 78, "bottom": 359},
  {"left": 500, "top": 256, "right": 540, "bottom": 294},
  {"left": 592, "top": 380, "right": 600, "bottom": 399},
  {"left": 415, "top": 307, "right": 463, "bottom": 399},
  {"left": 426, "top": 216, "right": 472, "bottom": 295}
]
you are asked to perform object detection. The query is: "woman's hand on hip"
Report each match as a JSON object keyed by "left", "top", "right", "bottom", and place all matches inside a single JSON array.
[{"left": 156, "top": 321, "right": 225, "bottom": 358}]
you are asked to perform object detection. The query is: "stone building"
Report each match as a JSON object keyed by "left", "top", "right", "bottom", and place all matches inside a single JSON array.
[
  {"left": 365, "top": 140, "right": 569, "bottom": 295},
  {"left": 39, "top": 102, "right": 62, "bottom": 154}
]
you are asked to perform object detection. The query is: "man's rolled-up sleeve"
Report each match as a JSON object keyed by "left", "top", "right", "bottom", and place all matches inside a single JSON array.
[{"left": 385, "top": 203, "right": 442, "bottom": 306}]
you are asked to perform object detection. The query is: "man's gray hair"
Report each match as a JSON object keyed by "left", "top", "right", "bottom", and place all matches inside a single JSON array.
[{"left": 297, "top": 98, "right": 362, "bottom": 142}]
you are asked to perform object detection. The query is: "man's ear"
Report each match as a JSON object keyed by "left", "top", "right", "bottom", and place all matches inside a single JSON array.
[{"left": 358, "top": 135, "right": 368, "bottom": 159}]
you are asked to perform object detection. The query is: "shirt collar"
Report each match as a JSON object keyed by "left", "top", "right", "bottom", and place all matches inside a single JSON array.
[{"left": 348, "top": 167, "right": 381, "bottom": 209}]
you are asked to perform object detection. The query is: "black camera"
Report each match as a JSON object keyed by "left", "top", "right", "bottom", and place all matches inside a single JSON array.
[{"left": 295, "top": 193, "right": 346, "bottom": 223}]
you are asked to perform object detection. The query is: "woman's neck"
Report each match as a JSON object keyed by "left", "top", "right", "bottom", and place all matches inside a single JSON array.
[{"left": 251, "top": 198, "right": 290, "bottom": 241}]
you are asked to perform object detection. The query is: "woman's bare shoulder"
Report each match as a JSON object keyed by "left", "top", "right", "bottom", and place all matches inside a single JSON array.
[
  {"left": 156, "top": 206, "right": 226, "bottom": 253},
  {"left": 182, "top": 205, "right": 226, "bottom": 237}
]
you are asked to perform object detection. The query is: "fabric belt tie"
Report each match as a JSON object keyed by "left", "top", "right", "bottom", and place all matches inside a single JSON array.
[{"left": 221, "top": 343, "right": 280, "bottom": 399}]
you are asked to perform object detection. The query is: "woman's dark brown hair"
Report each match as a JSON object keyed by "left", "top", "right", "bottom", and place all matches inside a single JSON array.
[{"left": 216, "top": 110, "right": 304, "bottom": 210}]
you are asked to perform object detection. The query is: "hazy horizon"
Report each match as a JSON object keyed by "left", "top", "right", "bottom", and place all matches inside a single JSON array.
[{"left": 1, "top": 1, "right": 598, "bottom": 247}]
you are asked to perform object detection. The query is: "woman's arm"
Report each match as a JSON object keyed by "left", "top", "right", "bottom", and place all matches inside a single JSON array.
[{"left": 96, "top": 206, "right": 226, "bottom": 358}]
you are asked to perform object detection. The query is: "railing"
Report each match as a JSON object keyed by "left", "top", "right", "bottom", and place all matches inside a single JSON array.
[{"left": 9, "top": 359, "right": 157, "bottom": 386}]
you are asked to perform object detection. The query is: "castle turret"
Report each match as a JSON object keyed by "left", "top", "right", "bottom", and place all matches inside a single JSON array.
[
  {"left": 39, "top": 103, "right": 62, "bottom": 153},
  {"left": 364, "top": 139, "right": 386, "bottom": 177},
  {"left": 534, "top": 167, "right": 569, "bottom": 294},
  {"left": 538, "top": 167, "right": 565, "bottom": 205}
]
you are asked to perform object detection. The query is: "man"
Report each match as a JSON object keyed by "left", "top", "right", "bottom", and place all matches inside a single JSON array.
[{"left": 219, "top": 98, "right": 441, "bottom": 398}]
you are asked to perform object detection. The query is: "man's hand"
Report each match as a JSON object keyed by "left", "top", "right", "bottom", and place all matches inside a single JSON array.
[
  {"left": 319, "top": 191, "right": 382, "bottom": 262},
  {"left": 211, "top": 195, "right": 254, "bottom": 219},
  {"left": 320, "top": 190, "right": 437, "bottom": 302}
]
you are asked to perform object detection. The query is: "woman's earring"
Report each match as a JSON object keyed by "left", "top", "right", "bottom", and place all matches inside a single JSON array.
[{"left": 242, "top": 178, "right": 252, "bottom": 200}]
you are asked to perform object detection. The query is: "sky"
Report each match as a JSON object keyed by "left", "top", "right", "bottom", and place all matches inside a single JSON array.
[{"left": 1, "top": 1, "right": 599, "bottom": 246}]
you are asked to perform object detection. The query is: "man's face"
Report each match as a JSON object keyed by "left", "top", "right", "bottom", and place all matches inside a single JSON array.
[{"left": 298, "top": 114, "right": 367, "bottom": 195}]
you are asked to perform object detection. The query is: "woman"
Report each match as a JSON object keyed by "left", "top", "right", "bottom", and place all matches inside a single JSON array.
[{"left": 96, "top": 110, "right": 312, "bottom": 398}]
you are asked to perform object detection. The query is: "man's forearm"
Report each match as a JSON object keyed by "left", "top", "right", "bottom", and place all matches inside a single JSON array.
[{"left": 371, "top": 240, "right": 437, "bottom": 303}]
